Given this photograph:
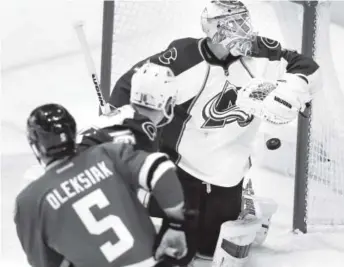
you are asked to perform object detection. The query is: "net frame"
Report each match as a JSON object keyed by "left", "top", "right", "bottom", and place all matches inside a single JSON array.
[
  {"left": 293, "top": 0, "right": 344, "bottom": 233},
  {"left": 293, "top": 0, "right": 318, "bottom": 234}
]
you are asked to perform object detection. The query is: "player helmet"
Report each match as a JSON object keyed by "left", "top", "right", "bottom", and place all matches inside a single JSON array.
[
  {"left": 130, "top": 62, "right": 177, "bottom": 127},
  {"left": 201, "top": 0, "right": 256, "bottom": 56},
  {"left": 26, "top": 104, "right": 77, "bottom": 166}
]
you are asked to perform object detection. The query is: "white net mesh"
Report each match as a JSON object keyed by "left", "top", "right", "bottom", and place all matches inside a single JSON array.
[
  {"left": 110, "top": 0, "right": 207, "bottom": 88},
  {"left": 305, "top": 1, "right": 344, "bottom": 226},
  {"left": 109, "top": 0, "right": 344, "bottom": 227}
]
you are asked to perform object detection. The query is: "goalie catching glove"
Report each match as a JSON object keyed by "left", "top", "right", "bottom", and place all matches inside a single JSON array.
[{"left": 236, "top": 74, "right": 311, "bottom": 125}]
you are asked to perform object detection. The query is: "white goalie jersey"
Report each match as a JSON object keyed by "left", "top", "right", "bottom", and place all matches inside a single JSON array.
[{"left": 110, "top": 37, "right": 320, "bottom": 187}]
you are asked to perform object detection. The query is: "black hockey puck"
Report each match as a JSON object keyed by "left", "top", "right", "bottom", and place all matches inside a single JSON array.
[{"left": 266, "top": 138, "right": 281, "bottom": 150}]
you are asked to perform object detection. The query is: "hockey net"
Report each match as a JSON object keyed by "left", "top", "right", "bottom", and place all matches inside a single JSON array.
[
  {"left": 106, "top": 0, "right": 344, "bottom": 229},
  {"left": 300, "top": 1, "right": 344, "bottom": 227}
]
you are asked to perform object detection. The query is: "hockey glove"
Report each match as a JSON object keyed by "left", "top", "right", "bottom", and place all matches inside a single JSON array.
[
  {"left": 236, "top": 78, "right": 278, "bottom": 121},
  {"left": 154, "top": 227, "right": 188, "bottom": 261},
  {"left": 236, "top": 75, "right": 311, "bottom": 125},
  {"left": 154, "top": 209, "right": 197, "bottom": 262},
  {"left": 262, "top": 73, "right": 311, "bottom": 124}
]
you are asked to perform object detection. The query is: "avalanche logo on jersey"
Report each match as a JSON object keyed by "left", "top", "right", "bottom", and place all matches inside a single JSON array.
[
  {"left": 158, "top": 47, "right": 177, "bottom": 65},
  {"left": 142, "top": 121, "right": 157, "bottom": 141},
  {"left": 202, "top": 81, "right": 253, "bottom": 128}
]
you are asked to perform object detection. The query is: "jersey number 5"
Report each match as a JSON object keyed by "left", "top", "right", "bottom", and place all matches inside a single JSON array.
[{"left": 72, "top": 189, "right": 134, "bottom": 262}]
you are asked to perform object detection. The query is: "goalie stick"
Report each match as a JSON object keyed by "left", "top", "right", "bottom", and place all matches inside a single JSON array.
[{"left": 74, "top": 22, "right": 108, "bottom": 114}]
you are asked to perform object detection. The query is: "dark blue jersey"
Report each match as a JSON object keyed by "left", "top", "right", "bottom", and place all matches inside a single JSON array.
[
  {"left": 77, "top": 105, "right": 159, "bottom": 153},
  {"left": 15, "top": 143, "right": 181, "bottom": 267}
]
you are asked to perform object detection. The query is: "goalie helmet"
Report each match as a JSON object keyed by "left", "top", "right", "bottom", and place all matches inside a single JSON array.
[
  {"left": 130, "top": 62, "right": 177, "bottom": 127},
  {"left": 201, "top": 0, "right": 256, "bottom": 56},
  {"left": 27, "top": 104, "right": 77, "bottom": 166}
]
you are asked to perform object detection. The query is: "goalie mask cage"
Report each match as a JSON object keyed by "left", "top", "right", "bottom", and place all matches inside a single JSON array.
[{"left": 99, "top": 0, "right": 344, "bottom": 233}]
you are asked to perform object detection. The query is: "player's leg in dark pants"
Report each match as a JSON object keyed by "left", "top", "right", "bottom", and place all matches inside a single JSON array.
[
  {"left": 153, "top": 167, "right": 204, "bottom": 266},
  {"left": 197, "top": 179, "right": 244, "bottom": 257},
  {"left": 150, "top": 168, "right": 243, "bottom": 265}
]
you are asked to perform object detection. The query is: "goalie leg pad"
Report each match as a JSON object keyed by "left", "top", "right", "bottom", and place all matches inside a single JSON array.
[
  {"left": 187, "top": 253, "right": 213, "bottom": 267},
  {"left": 212, "top": 214, "right": 261, "bottom": 267},
  {"left": 250, "top": 196, "right": 278, "bottom": 246},
  {"left": 242, "top": 194, "right": 278, "bottom": 246}
]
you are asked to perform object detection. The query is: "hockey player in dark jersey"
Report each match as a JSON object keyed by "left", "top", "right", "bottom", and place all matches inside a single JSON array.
[
  {"left": 109, "top": 1, "right": 321, "bottom": 266},
  {"left": 14, "top": 103, "right": 188, "bottom": 267},
  {"left": 78, "top": 62, "right": 178, "bottom": 153},
  {"left": 77, "top": 105, "right": 159, "bottom": 153},
  {"left": 20, "top": 63, "right": 178, "bottom": 217}
]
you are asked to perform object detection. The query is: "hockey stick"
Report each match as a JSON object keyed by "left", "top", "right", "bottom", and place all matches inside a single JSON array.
[{"left": 73, "top": 22, "right": 108, "bottom": 114}]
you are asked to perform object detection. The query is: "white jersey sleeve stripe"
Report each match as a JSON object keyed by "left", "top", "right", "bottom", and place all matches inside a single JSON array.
[
  {"left": 137, "top": 188, "right": 151, "bottom": 208},
  {"left": 150, "top": 161, "right": 176, "bottom": 190},
  {"left": 163, "top": 201, "right": 184, "bottom": 214},
  {"left": 108, "top": 129, "right": 132, "bottom": 137},
  {"left": 138, "top": 152, "right": 169, "bottom": 190}
]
